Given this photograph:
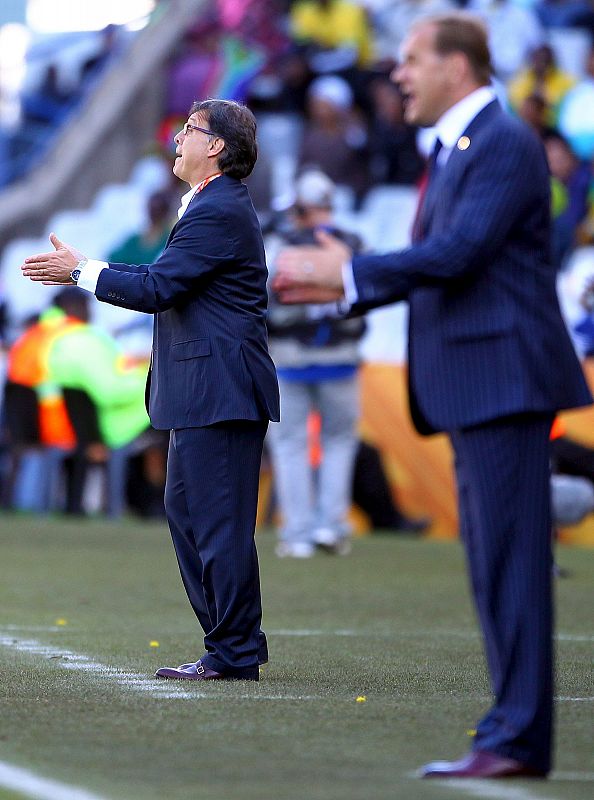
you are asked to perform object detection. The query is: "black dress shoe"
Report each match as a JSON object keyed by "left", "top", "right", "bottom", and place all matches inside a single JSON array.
[
  {"left": 419, "top": 750, "right": 547, "bottom": 779},
  {"left": 155, "top": 659, "right": 258, "bottom": 682}
]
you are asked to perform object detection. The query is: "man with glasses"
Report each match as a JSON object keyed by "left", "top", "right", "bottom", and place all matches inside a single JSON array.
[{"left": 22, "top": 99, "right": 280, "bottom": 682}]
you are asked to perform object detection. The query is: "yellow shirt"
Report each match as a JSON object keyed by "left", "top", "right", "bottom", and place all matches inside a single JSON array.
[
  {"left": 508, "top": 67, "right": 576, "bottom": 124},
  {"left": 290, "top": 0, "right": 373, "bottom": 67}
]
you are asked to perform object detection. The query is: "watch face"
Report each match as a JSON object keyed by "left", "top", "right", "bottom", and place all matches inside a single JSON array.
[{"left": 71, "top": 269, "right": 81, "bottom": 283}]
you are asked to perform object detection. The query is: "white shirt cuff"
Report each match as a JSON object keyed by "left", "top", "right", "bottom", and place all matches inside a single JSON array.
[
  {"left": 342, "top": 260, "right": 358, "bottom": 307},
  {"left": 77, "top": 259, "right": 108, "bottom": 293}
]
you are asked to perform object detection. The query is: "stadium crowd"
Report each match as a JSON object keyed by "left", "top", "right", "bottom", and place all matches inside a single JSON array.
[{"left": 1, "top": 0, "right": 594, "bottom": 542}]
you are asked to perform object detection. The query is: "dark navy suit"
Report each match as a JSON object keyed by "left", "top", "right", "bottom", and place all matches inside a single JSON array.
[
  {"left": 95, "top": 174, "right": 279, "bottom": 678},
  {"left": 351, "top": 101, "right": 591, "bottom": 772}
]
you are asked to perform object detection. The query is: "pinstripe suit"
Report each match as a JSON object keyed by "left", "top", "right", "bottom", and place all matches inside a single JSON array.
[
  {"left": 95, "top": 175, "right": 280, "bottom": 678},
  {"left": 351, "top": 100, "right": 591, "bottom": 772}
]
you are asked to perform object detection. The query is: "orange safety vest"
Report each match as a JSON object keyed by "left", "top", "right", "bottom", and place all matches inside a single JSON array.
[{"left": 7, "top": 313, "right": 83, "bottom": 449}]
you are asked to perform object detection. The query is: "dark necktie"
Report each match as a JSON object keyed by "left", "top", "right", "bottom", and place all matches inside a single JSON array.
[{"left": 411, "top": 137, "right": 443, "bottom": 243}]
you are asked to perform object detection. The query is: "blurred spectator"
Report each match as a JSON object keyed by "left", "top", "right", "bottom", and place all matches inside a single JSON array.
[
  {"left": 352, "top": 440, "right": 431, "bottom": 534},
  {"left": 266, "top": 169, "right": 364, "bottom": 557},
  {"left": 550, "top": 415, "right": 594, "bottom": 525},
  {"left": 217, "top": 0, "right": 288, "bottom": 55},
  {"left": 508, "top": 43, "right": 575, "bottom": 124},
  {"left": 79, "top": 24, "right": 122, "bottom": 84},
  {"left": 298, "top": 75, "right": 369, "bottom": 200},
  {"left": 558, "top": 45, "right": 594, "bottom": 161},
  {"left": 469, "top": 0, "right": 544, "bottom": 82},
  {"left": 517, "top": 93, "right": 557, "bottom": 139},
  {"left": 551, "top": 472, "right": 594, "bottom": 524},
  {"left": 544, "top": 131, "right": 591, "bottom": 265},
  {"left": 165, "top": 19, "right": 226, "bottom": 118},
  {"left": 30, "top": 288, "right": 154, "bottom": 515},
  {"left": 576, "top": 177, "right": 594, "bottom": 245},
  {"left": 107, "top": 191, "right": 173, "bottom": 265},
  {"left": 20, "top": 64, "right": 76, "bottom": 126},
  {"left": 165, "top": 19, "right": 265, "bottom": 119},
  {"left": 46, "top": 289, "right": 149, "bottom": 453},
  {"left": 290, "top": 0, "right": 374, "bottom": 72},
  {"left": 367, "top": 77, "right": 424, "bottom": 185},
  {"left": 7, "top": 307, "right": 77, "bottom": 452},
  {"left": 4, "top": 288, "right": 151, "bottom": 514},
  {"left": 248, "top": 47, "right": 313, "bottom": 114}
]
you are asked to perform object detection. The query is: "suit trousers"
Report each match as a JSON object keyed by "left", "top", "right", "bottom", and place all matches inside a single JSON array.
[
  {"left": 164, "top": 420, "right": 268, "bottom": 678},
  {"left": 450, "top": 413, "right": 554, "bottom": 774}
]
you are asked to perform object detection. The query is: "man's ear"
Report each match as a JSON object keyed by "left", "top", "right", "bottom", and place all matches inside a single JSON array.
[
  {"left": 446, "top": 52, "right": 469, "bottom": 88},
  {"left": 209, "top": 137, "right": 225, "bottom": 158}
]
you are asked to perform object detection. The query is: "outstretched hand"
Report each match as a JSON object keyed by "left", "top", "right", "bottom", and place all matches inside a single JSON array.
[
  {"left": 272, "top": 229, "right": 350, "bottom": 304},
  {"left": 21, "top": 233, "right": 86, "bottom": 285}
]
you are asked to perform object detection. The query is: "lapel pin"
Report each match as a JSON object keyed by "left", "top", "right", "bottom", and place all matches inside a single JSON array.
[{"left": 457, "top": 135, "right": 471, "bottom": 151}]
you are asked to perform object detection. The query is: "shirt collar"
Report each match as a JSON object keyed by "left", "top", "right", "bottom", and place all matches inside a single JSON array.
[
  {"left": 434, "top": 86, "right": 496, "bottom": 150},
  {"left": 177, "top": 173, "right": 222, "bottom": 219}
]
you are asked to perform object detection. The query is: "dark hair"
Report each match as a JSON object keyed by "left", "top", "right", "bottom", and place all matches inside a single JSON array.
[
  {"left": 53, "top": 287, "right": 90, "bottom": 322},
  {"left": 425, "top": 13, "right": 493, "bottom": 86},
  {"left": 189, "top": 99, "right": 258, "bottom": 179}
]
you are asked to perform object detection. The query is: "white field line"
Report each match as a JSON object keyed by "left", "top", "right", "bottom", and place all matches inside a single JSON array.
[
  {"left": 269, "top": 628, "right": 593, "bottom": 643},
  {"left": 0, "top": 631, "right": 321, "bottom": 702},
  {"left": 1, "top": 624, "right": 590, "bottom": 704},
  {"left": 0, "top": 761, "right": 109, "bottom": 800},
  {"left": 4, "top": 624, "right": 592, "bottom": 642},
  {"left": 269, "top": 628, "right": 357, "bottom": 636}
]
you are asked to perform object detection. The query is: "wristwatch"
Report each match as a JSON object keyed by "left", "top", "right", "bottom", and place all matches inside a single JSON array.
[{"left": 70, "top": 258, "right": 88, "bottom": 284}]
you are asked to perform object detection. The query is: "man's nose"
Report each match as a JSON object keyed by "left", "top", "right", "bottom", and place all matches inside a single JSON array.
[{"left": 391, "top": 65, "right": 404, "bottom": 85}]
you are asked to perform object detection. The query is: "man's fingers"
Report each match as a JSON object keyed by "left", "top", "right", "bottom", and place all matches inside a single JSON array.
[
  {"left": 314, "top": 228, "right": 352, "bottom": 257},
  {"left": 49, "top": 232, "right": 64, "bottom": 250},
  {"left": 276, "top": 287, "right": 341, "bottom": 304},
  {"left": 271, "top": 269, "right": 309, "bottom": 291},
  {"left": 314, "top": 229, "right": 338, "bottom": 248},
  {"left": 23, "top": 253, "right": 52, "bottom": 264},
  {"left": 276, "top": 245, "right": 320, "bottom": 270}
]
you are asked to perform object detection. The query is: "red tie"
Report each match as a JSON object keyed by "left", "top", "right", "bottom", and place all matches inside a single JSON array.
[{"left": 411, "top": 138, "right": 443, "bottom": 243}]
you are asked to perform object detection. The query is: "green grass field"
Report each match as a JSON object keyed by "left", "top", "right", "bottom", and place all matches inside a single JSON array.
[{"left": 0, "top": 516, "right": 592, "bottom": 800}]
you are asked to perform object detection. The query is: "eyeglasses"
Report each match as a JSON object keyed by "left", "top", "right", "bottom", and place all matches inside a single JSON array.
[{"left": 181, "top": 122, "right": 218, "bottom": 138}]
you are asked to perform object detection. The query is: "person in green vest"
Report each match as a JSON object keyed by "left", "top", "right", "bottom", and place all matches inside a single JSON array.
[
  {"left": 47, "top": 288, "right": 149, "bottom": 450},
  {"left": 45, "top": 288, "right": 158, "bottom": 517}
]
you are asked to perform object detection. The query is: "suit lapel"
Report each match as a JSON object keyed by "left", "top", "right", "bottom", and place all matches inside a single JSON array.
[{"left": 420, "top": 100, "right": 502, "bottom": 237}]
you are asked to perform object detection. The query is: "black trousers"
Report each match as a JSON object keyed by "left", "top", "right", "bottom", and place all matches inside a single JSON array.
[
  {"left": 164, "top": 420, "right": 268, "bottom": 679},
  {"left": 450, "top": 413, "right": 554, "bottom": 774}
]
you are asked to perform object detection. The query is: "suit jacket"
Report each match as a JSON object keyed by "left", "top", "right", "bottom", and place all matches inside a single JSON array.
[
  {"left": 351, "top": 100, "right": 592, "bottom": 434},
  {"left": 95, "top": 174, "right": 280, "bottom": 430}
]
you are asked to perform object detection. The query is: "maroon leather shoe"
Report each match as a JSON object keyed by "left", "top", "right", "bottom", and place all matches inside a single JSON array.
[
  {"left": 155, "top": 659, "right": 258, "bottom": 681},
  {"left": 419, "top": 751, "right": 547, "bottom": 779},
  {"left": 178, "top": 654, "right": 267, "bottom": 671}
]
